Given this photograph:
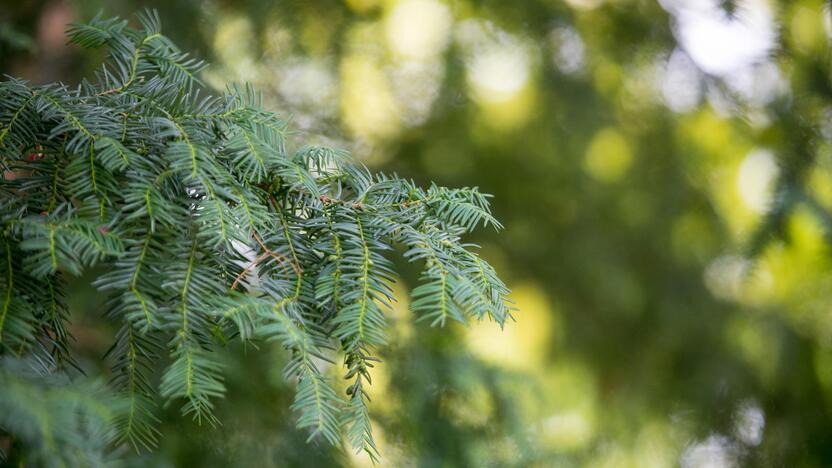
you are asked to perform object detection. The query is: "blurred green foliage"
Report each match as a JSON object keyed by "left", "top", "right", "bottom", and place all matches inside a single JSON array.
[{"left": 5, "top": 0, "right": 832, "bottom": 466}]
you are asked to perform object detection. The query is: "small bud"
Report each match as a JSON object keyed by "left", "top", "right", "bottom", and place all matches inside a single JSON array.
[{"left": 98, "top": 226, "right": 109, "bottom": 235}]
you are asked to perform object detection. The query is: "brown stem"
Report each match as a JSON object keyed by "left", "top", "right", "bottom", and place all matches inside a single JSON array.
[
  {"left": 230, "top": 251, "right": 270, "bottom": 292},
  {"left": 252, "top": 230, "right": 302, "bottom": 276}
]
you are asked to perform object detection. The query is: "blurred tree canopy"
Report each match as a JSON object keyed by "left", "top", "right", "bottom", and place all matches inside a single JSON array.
[{"left": 4, "top": 0, "right": 832, "bottom": 466}]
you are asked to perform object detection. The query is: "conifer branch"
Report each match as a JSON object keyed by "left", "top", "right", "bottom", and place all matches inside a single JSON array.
[{"left": 0, "top": 10, "right": 510, "bottom": 462}]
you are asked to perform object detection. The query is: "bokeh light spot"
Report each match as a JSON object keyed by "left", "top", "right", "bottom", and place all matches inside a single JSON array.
[
  {"left": 340, "top": 54, "right": 402, "bottom": 141},
  {"left": 737, "top": 149, "right": 779, "bottom": 213},
  {"left": 583, "top": 127, "right": 633, "bottom": 182},
  {"left": 385, "top": 0, "right": 452, "bottom": 60},
  {"left": 466, "top": 283, "right": 556, "bottom": 370}
]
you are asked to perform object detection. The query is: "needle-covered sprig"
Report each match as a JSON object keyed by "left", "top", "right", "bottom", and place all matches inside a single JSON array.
[{"left": 0, "top": 10, "right": 512, "bottom": 463}]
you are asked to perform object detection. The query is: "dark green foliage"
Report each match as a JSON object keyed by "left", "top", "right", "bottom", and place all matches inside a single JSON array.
[
  {"left": 0, "top": 358, "right": 119, "bottom": 466},
  {"left": 0, "top": 11, "right": 510, "bottom": 463}
]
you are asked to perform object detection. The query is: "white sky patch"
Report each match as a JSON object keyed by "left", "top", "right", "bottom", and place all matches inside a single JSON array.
[
  {"left": 388, "top": 60, "right": 444, "bottom": 126},
  {"left": 734, "top": 400, "right": 765, "bottom": 446},
  {"left": 550, "top": 26, "right": 586, "bottom": 75},
  {"left": 660, "top": 49, "right": 703, "bottom": 113},
  {"left": 277, "top": 59, "right": 338, "bottom": 116},
  {"left": 738, "top": 149, "right": 779, "bottom": 213},
  {"left": 660, "top": 0, "right": 776, "bottom": 77},
  {"left": 680, "top": 434, "right": 738, "bottom": 468},
  {"left": 820, "top": 108, "right": 832, "bottom": 141},
  {"left": 723, "top": 61, "right": 788, "bottom": 106}
]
